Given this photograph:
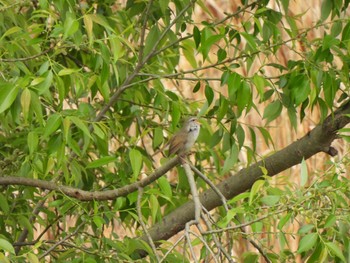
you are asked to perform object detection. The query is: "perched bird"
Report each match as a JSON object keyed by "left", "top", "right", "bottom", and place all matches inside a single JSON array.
[{"left": 168, "top": 117, "right": 200, "bottom": 156}]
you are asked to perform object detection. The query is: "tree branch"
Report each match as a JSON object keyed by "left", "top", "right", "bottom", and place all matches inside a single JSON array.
[
  {"left": 0, "top": 156, "right": 181, "bottom": 201},
  {"left": 136, "top": 101, "right": 350, "bottom": 255}
]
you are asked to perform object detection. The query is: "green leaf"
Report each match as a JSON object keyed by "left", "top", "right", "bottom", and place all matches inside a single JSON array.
[
  {"left": 150, "top": 195, "right": 159, "bottom": 223},
  {"left": 21, "top": 88, "right": 31, "bottom": 122},
  {"left": 228, "top": 192, "right": 250, "bottom": 204},
  {"left": 221, "top": 144, "right": 238, "bottom": 175},
  {"left": 58, "top": 68, "right": 80, "bottom": 76},
  {"left": 27, "top": 252, "right": 40, "bottom": 263},
  {"left": 193, "top": 81, "right": 201, "bottom": 93},
  {"left": 199, "top": 34, "right": 223, "bottom": 60},
  {"left": 129, "top": 149, "right": 143, "bottom": 180},
  {"left": 236, "top": 81, "right": 251, "bottom": 114},
  {"left": 261, "top": 195, "right": 280, "bottom": 206},
  {"left": 0, "top": 83, "right": 20, "bottom": 114},
  {"left": 341, "top": 21, "right": 350, "bottom": 42},
  {"left": 322, "top": 35, "right": 340, "bottom": 50},
  {"left": 249, "top": 180, "right": 265, "bottom": 205},
  {"left": 30, "top": 91, "right": 43, "bottom": 125},
  {"left": 87, "top": 156, "right": 117, "bottom": 169},
  {"left": 182, "top": 39, "right": 197, "bottom": 68},
  {"left": 236, "top": 124, "right": 245, "bottom": 149},
  {"left": 258, "top": 127, "right": 274, "bottom": 146},
  {"left": 158, "top": 176, "right": 172, "bottom": 199},
  {"left": 88, "top": 13, "right": 114, "bottom": 32},
  {"left": 0, "top": 26, "right": 21, "bottom": 41},
  {"left": 240, "top": 32, "right": 257, "bottom": 50},
  {"left": 36, "top": 71, "right": 53, "bottom": 95},
  {"left": 27, "top": 131, "right": 39, "bottom": 155},
  {"left": 0, "top": 194, "right": 9, "bottom": 214},
  {"left": 325, "top": 242, "right": 346, "bottom": 261},
  {"left": 193, "top": 26, "right": 201, "bottom": 48},
  {"left": 205, "top": 84, "right": 214, "bottom": 106},
  {"left": 321, "top": 0, "right": 332, "bottom": 21},
  {"left": 300, "top": 158, "right": 308, "bottom": 187},
  {"left": 253, "top": 74, "right": 267, "bottom": 100},
  {"left": 217, "top": 95, "right": 229, "bottom": 122},
  {"left": 93, "top": 215, "right": 105, "bottom": 229},
  {"left": 263, "top": 100, "right": 282, "bottom": 123},
  {"left": 217, "top": 48, "right": 227, "bottom": 62},
  {"left": 298, "top": 224, "right": 315, "bottom": 234},
  {"left": 68, "top": 116, "right": 93, "bottom": 139},
  {"left": 153, "top": 127, "right": 164, "bottom": 149},
  {"left": 297, "top": 233, "right": 318, "bottom": 253},
  {"left": 144, "top": 25, "right": 160, "bottom": 56},
  {"left": 324, "top": 214, "right": 336, "bottom": 228},
  {"left": 287, "top": 107, "right": 297, "bottom": 130},
  {"left": 92, "top": 123, "right": 106, "bottom": 140},
  {"left": 278, "top": 213, "right": 292, "bottom": 230},
  {"left": 43, "top": 114, "right": 62, "bottom": 138},
  {"left": 0, "top": 239, "right": 15, "bottom": 254},
  {"left": 63, "top": 12, "right": 79, "bottom": 39},
  {"left": 210, "top": 128, "right": 223, "bottom": 148},
  {"left": 227, "top": 72, "right": 241, "bottom": 101},
  {"left": 30, "top": 77, "right": 45, "bottom": 86},
  {"left": 171, "top": 102, "right": 181, "bottom": 130}
]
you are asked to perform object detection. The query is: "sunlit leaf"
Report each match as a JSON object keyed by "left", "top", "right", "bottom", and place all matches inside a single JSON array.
[
  {"left": 129, "top": 149, "right": 143, "bottom": 180},
  {"left": 325, "top": 242, "right": 346, "bottom": 261},
  {"left": 87, "top": 156, "right": 117, "bottom": 169},
  {"left": 297, "top": 233, "right": 318, "bottom": 253},
  {"left": 300, "top": 158, "right": 308, "bottom": 187},
  {"left": 43, "top": 114, "right": 62, "bottom": 138},
  {"left": 0, "top": 83, "right": 20, "bottom": 114},
  {"left": 0, "top": 239, "right": 15, "bottom": 254},
  {"left": 249, "top": 180, "right": 265, "bottom": 205}
]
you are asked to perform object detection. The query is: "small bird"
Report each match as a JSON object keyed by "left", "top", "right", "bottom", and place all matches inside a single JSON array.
[{"left": 168, "top": 117, "right": 200, "bottom": 156}]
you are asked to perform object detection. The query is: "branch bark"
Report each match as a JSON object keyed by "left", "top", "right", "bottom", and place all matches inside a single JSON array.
[
  {"left": 0, "top": 156, "right": 181, "bottom": 201},
  {"left": 137, "top": 101, "right": 350, "bottom": 253}
]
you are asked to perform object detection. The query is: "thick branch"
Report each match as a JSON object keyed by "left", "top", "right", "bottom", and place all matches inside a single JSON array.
[
  {"left": 0, "top": 156, "right": 181, "bottom": 201},
  {"left": 138, "top": 101, "right": 350, "bottom": 250}
]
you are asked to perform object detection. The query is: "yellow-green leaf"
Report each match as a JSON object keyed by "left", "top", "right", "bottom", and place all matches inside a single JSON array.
[
  {"left": 325, "top": 242, "right": 346, "bottom": 261},
  {"left": 21, "top": 88, "right": 31, "bottom": 121},
  {"left": 58, "top": 68, "right": 80, "bottom": 76},
  {"left": 300, "top": 158, "right": 308, "bottom": 187},
  {"left": 0, "top": 238, "right": 15, "bottom": 254},
  {"left": 43, "top": 114, "right": 62, "bottom": 138},
  {"left": 249, "top": 180, "right": 265, "bottom": 205},
  {"left": 87, "top": 156, "right": 117, "bottom": 169},
  {"left": 0, "top": 83, "right": 20, "bottom": 114}
]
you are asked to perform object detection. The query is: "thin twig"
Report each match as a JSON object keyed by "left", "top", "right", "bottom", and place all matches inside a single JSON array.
[
  {"left": 0, "top": 156, "right": 181, "bottom": 201},
  {"left": 188, "top": 230, "right": 219, "bottom": 263},
  {"left": 159, "top": 235, "right": 185, "bottom": 263},
  {"left": 183, "top": 161, "right": 201, "bottom": 222},
  {"left": 185, "top": 221, "right": 198, "bottom": 263},
  {"left": 204, "top": 208, "right": 289, "bottom": 235},
  {"left": 137, "top": 187, "right": 160, "bottom": 262},
  {"left": 200, "top": 208, "right": 234, "bottom": 263},
  {"left": 189, "top": 163, "right": 229, "bottom": 212},
  {"left": 0, "top": 47, "right": 53, "bottom": 62},
  {"left": 39, "top": 220, "right": 85, "bottom": 259}
]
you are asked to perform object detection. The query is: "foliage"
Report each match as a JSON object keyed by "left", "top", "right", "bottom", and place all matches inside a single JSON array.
[{"left": 0, "top": 0, "right": 349, "bottom": 262}]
